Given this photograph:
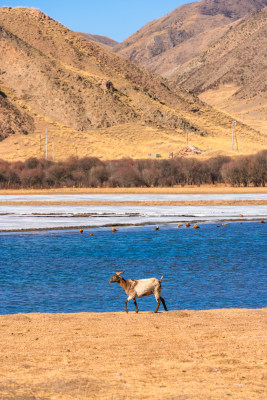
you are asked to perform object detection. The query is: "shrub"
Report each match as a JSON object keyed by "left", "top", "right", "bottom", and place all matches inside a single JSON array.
[
  {"left": 108, "top": 165, "right": 143, "bottom": 187},
  {"left": 0, "top": 151, "right": 265, "bottom": 188},
  {"left": 20, "top": 167, "right": 45, "bottom": 188}
]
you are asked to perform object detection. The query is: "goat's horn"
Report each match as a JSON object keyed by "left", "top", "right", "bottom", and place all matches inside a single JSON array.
[{"left": 116, "top": 270, "right": 125, "bottom": 275}]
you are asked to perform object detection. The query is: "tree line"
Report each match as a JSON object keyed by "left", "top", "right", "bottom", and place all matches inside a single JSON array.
[{"left": 0, "top": 150, "right": 266, "bottom": 189}]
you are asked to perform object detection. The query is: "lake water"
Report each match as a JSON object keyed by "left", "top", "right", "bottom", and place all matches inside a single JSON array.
[{"left": 0, "top": 222, "right": 266, "bottom": 314}]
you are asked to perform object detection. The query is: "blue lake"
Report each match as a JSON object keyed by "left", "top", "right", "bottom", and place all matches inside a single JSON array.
[{"left": 0, "top": 221, "right": 266, "bottom": 314}]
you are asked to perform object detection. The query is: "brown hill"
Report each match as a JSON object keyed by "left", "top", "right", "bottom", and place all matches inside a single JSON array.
[
  {"left": 175, "top": 7, "right": 267, "bottom": 134},
  {"left": 0, "top": 87, "right": 34, "bottom": 140},
  {"left": 0, "top": 7, "right": 265, "bottom": 161},
  {"left": 114, "top": 0, "right": 267, "bottom": 78},
  {"left": 77, "top": 32, "right": 118, "bottom": 49}
]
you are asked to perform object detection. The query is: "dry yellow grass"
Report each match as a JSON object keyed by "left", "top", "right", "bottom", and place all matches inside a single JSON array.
[
  {"left": 0, "top": 309, "right": 266, "bottom": 399},
  {"left": 200, "top": 84, "right": 267, "bottom": 136},
  {"left": 0, "top": 185, "right": 266, "bottom": 195},
  {"left": 0, "top": 118, "right": 265, "bottom": 162}
]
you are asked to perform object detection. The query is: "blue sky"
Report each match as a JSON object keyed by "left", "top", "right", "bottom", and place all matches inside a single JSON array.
[{"left": 1, "top": 0, "right": 198, "bottom": 42}]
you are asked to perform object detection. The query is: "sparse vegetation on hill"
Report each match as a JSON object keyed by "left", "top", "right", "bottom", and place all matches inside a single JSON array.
[
  {"left": 0, "top": 151, "right": 266, "bottom": 189},
  {"left": 175, "top": 8, "right": 267, "bottom": 95},
  {"left": 0, "top": 6, "right": 264, "bottom": 161},
  {"left": 0, "top": 6, "right": 209, "bottom": 134},
  {"left": 0, "top": 87, "right": 34, "bottom": 139},
  {"left": 175, "top": 7, "right": 267, "bottom": 134},
  {"left": 113, "top": 0, "right": 267, "bottom": 136},
  {"left": 114, "top": 0, "right": 267, "bottom": 77}
]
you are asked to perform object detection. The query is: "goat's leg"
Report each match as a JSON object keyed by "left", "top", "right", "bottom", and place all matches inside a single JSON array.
[
  {"left": 160, "top": 296, "right": 168, "bottom": 311},
  {"left": 133, "top": 298, "right": 139, "bottom": 313},
  {"left": 154, "top": 291, "right": 161, "bottom": 313},
  {"left": 154, "top": 300, "right": 160, "bottom": 313},
  {"left": 125, "top": 299, "right": 128, "bottom": 313}
]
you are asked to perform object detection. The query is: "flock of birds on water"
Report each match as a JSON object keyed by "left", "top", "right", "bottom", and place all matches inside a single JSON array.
[{"left": 78, "top": 216, "right": 265, "bottom": 234}]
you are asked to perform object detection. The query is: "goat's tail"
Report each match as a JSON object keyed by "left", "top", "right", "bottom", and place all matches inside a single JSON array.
[{"left": 160, "top": 275, "right": 163, "bottom": 283}]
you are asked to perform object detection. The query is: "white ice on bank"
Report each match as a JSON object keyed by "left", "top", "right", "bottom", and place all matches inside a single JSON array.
[
  {"left": 0, "top": 200, "right": 266, "bottom": 231},
  {"left": 0, "top": 193, "right": 266, "bottom": 202}
]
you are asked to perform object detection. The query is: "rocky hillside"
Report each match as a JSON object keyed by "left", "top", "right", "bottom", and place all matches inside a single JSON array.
[
  {"left": 175, "top": 7, "right": 267, "bottom": 134},
  {"left": 0, "top": 7, "right": 210, "bottom": 134},
  {"left": 0, "top": 6, "right": 264, "bottom": 161},
  {"left": 0, "top": 87, "right": 34, "bottom": 140},
  {"left": 114, "top": 0, "right": 267, "bottom": 78},
  {"left": 175, "top": 7, "right": 267, "bottom": 97}
]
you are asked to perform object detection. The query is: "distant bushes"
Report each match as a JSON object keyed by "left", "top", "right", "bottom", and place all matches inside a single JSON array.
[{"left": 0, "top": 150, "right": 266, "bottom": 189}]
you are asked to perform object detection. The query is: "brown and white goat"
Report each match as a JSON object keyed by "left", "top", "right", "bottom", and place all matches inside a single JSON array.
[{"left": 109, "top": 271, "right": 168, "bottom": 313}]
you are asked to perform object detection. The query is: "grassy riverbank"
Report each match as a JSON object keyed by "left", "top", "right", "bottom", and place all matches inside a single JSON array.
[{"left": 1, "top": 309, "right": 266, "bottom": 399}]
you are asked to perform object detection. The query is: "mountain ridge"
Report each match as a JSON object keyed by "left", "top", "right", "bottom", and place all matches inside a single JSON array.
[
  {"left": 114, "top": 0, "right": 267, "bottom": 77},
  {"left": 0, "top": 6, "right": 265, "bottom": 161},
  {"left": 175, "top": 7, "right": 267, "bottom": 96},
  {"left": 77, "top": 32, "right": 118, "bottom": 49},
  {"left": 174, "top": 7, "right": 267, "bottom": 134}
]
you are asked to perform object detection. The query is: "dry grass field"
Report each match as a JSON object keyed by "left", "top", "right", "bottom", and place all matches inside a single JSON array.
[
  {"left": 0, "top": 309, "right": 266, "bottom": 399},
  {"left": 1, "top": 185, "right": 267, "bottom": 196},
  {"left": 0, "top": 111, "right": 267, "bottom": 161},
  {"left": 1, "top": 116, "right": 265, "bottom": 162},
  {"left": 200, "top": 85, "right": 267, "bottom": 136},
  {"left": 0, "top": 121, "right": 266, "bottom": 162}
]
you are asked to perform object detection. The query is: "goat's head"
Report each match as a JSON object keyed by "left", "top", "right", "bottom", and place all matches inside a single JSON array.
[{"left": 109, "top": 270, "right": 125, "bottom": 283}]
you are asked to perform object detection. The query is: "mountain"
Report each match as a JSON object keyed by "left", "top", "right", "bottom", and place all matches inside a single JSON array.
[
  {"left": 0, "top": 88, "right": 34, "bottom": 140},
  {"left": 114, "top": 0, "right": 267, "bottom": 78},
  {"left": 175, "top": 7, "right": 267, "bottom": 134},
  {"left": 113, "top": 0, "right": 267, "bottom": 136},
  {"left": 77, "top": 32, "right": 118, "bottom": 49},
  {"left": 0, "top": 7, "right": 264, "bottom": 161}
]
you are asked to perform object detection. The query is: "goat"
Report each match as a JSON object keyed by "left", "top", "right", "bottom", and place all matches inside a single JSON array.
[{"left": 109, "top": 270, "right": 168, "bottom": 313}]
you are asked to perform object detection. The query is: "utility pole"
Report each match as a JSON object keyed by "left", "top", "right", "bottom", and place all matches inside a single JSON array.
[
  {"left": 52, "top": 140, "right": 55, "bottom": 161},
  {"left": 232, "top": 121, "right": 236, "bottom": 151},
  {"left": 40, "top": 134, "right": 42, "bottom": 158},
  {"left": 46, "top": 128, "right": 48, "bottom": 160},
  {"left": 241, "top": 115, "right": 244, "bottom": 153}
]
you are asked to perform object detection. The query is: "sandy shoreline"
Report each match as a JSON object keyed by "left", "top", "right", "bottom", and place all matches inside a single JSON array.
[
  {"left": 1, "top": 309, "right": 266, "bottom": 399},
  {"left": 1, "top": 185, "right": 267, "bottom": 195}
]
